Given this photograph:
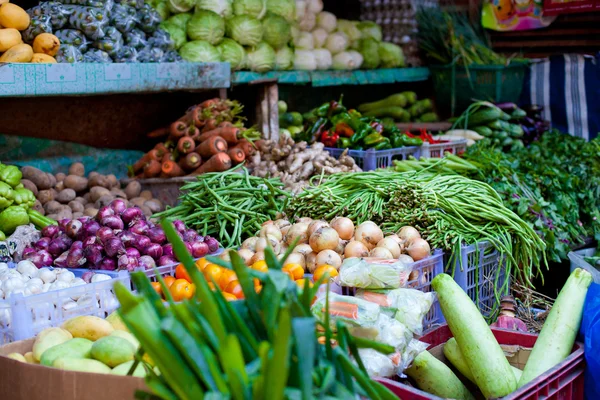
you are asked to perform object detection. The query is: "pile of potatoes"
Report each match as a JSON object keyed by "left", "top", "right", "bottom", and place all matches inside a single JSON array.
[
  {"left": 21, "top": 163, "right": 164, "bottom": 220},
  {"left": 0, "top": 1, "right": 60, "bottom": 63}
]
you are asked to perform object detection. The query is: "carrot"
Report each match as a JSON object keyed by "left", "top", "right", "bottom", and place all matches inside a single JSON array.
[
  {"left": 197, "top": 127, "right": 225, "bottom": 143},
  {"left": 133, "top": 153, "right": 151, "bottom": 173},
  {"left": 237, "top": 139, "right": 256, "bottom": 158},
  {"left": 170, "top": 121, "right": 187, "bottom": 138},
  {"left": 228, "top": 146, "right": 245, "bottom": 165},
  {"left": 218, "top": 121, "right": 233, "bottom": 128},
  {"left": 326, "top": 302, "right": 359, "bottom": 319},
  {"left": 187, "top": 126, "right": 200, "bottom": 141},
  {"left": 143, "top": 160, "right": 161, "bottom": 178},
  {"left": 177, "top": 136, "right": 196, "bottom": 154},
  {"left": 203, "top": 118, "right": 217, "bottom": 132},
  {"left": 179, "top": 106, "right": 202, "bottom": 127},
  {"left": 219, "top": 126, "right": 242, "bottom": 145},
  {"left": 191, "top": 153, "right": 231, "bottom": 175},
  {"left": 154, "top": 143, "right": 168, "bottom": 159},
  {"left": 359, "top": 291, "right": 391, "bottom": 307},
  {"left": 162, "top": 152, "right": 176, "bottom": 163},
  {"left": 161, "top": 160, "right": 185, "bottom": 177},
  {"left": 147, "top": 127, "right": 169, "bottom": 138},
  {"left": 197, "top": 136, "right": 228, "bottom": 159},
  {"left": 179, "top": 152, "right": 201, "bottom": 171},
  {"left": 199, "top": 99, "right": 218, "bottom": 109},
  {"left": 147, "top": 149, "right": 161, "bottom": 161}
]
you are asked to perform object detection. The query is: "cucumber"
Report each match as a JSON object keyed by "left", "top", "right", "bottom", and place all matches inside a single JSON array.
[
  {"left": 464, "top": 107, "right": 503, "bottom": 127},
  {"left": 358, "top": 93, "right": 407, "bottom": 112},
  {"left": 420, "top": 112, "right": 439, "bottom": 123},
  {"left": 487, "top": 120, "right": 503, "bottom": 130},
  {"left": 510, "top": 108, "right": 527, "bottom": 119},
  {"left": 500, "top": 111, "right": 512, "bottom": 121},
  {"left": 432, "top": 274, "right": 517, "bottom": 398},
  {"left": 405, "top": 350, "right": 475, "bottom": 400},
  {"left": 493, "top": 130, "right": 509, "bottom": 140},
  {"left": 473, "top": 126, "right": 492, "bottom": 137},
  {"left": 508, "top": 124, "right": 524, "bottom": 138},
  {"left": 279, "top": 112, "right": 303, "bottom": 128},
  {"left": 519, "top": 268, "right": 592, "bottom": 387},
  {"left": 501, "top": 137, "right": 514, "bottom": 147}
]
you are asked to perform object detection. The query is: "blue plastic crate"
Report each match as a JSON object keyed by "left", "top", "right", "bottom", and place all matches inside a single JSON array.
[{"left": 325, "top": 146, "right": 421, "bottom": 171}]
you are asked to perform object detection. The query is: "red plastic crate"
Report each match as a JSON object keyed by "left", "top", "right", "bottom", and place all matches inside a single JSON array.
[{"left": 376, "top": 324, "right": 585, "bottom": 400}]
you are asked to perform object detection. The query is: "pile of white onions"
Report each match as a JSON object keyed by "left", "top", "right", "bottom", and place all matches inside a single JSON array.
[{"left": 237, "top": 216, "right": 431, "bottom": 273}]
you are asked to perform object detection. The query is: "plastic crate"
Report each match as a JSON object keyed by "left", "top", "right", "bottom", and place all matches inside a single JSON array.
[
  {"left": 0, "top": 268, "right": 129, "bottom": 344},
  {"left": 418, "top": 139, "right": 468, "bottom": 159},
  {"left": 430, "top": 63, "right": 528, "bottom": 116},
  {"left": 324, "top": 146, "right": 420, "bottom": 171},
  {"left": 449, "top": 241, "right": 509, "bottom": 317},
  {"left": 569, "top": 248, "right": 597, "bottom": 273},
  {"left": 339, "top": 250, "right": 445, "bottom": 330},
  {"left": 375, "top": 324, "right": 585, "bottom": 400},
  {"left": 137, "top": 247, "right": 225, "bottom": 283}
]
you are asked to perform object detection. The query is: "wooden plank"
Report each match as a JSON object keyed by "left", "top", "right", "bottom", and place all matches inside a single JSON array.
[{"left": 493, "top": 40, "right": 600, "bottom": 48}]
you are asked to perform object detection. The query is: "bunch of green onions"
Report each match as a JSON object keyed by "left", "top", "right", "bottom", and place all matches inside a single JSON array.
[{"left": 113, "top": 220, "right": 398, "bottom": 400}]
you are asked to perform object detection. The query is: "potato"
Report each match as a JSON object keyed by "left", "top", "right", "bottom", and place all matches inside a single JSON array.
[
  {"left": 68, "top": 200, "right": 84, "bottom": 213},
  {"left": 88, "top": 174, "right": 109, "bottom": 189},
  {"left": 31, "top": 53, "right": 56, "bottom": 63},
  {"left": 140, "top": 205, "right": 152, "bottom": 217},
  {"left": 144, "top": 199, "right": 163, "bottom": 213},
  {"left": 140, "top": 190, "right": 153, "bottom": 200},
  {"left": 110, "top": 187, "right": 127, "bottom": 199},
  {"left": 95, "top": 194, "right": 114, "bottom": 209},
  {"left": 0, "top": 4, "right": 30, "bottom": 31},
  {"left": 20, "top": 179, "right": 37, "bottom": 196},
  {"left": 72, "top": 212, "right": 83, "bottom": 219},
  {"left": 129, "top": 197, "right": 146, "bottom": 207},
  {"left": 0, "top": 42, "right": 32, "bottom": 62},
  {"left": 37, "top": 189, "right": 55, "bottom": 205},
  {"left": 124, "top": 181, "right": 141, "bottom": 199},
  {"left": 44, "top": 200, "right": 62, "bottom": 214},
  {"left": 46, "top": 214, "right": 58, "bottom": 220},
  {"left": 21, "top": 166, "right": 52, "bottom": 190},
  {"left": 88, "top": 171, "right": 99, "bottom": 179},
  {"left": 84, "top": 202, "right": 95, "bottom": 209},
  {"left": 32, "top": 200, "right": 44, "bottom": 215},
  {"left": 47, "top": 173, "right": 57, "bottom": 188},
  {"left": 56, "top": 188, "right": 76, "bottom": 203},
  {"left": 74, "top": 196, "right": 87, "bottom": 205},
  {"left": 54, "top": 181, "right": 64, "bottom": 191},
  {"left": 55, "top": 172, "right": 66, "bottom": 182},
  {"left": 32, "top": 33, "right": 60, "bottom": 56},
  {"left": 89, "top": 186, "right": 110, "bottom": 202},
  {"left": 68, "top": 162, "right": 85, "bottom": 177},
  {"left": 56, "top": 207, "right": 73, "bottom": 221},
  {"left": 63, "top": 175, "right": 88, "bottom": 192},
  {"left": 0, "top": 28, "right": 22, "bottom": 52},
  {"left": 84, "top": 208, "right": 99, "bottom": 217},
  {"left": 82, "top": 192, "right": 91, "bottom": 203}
]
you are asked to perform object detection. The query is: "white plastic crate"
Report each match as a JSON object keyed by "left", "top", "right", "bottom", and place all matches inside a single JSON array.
[
  {"left": 419, "top": 139, "right": 468, "bottom": 159},
  {"left": 0, "top": 268, "right": 129, "bottom": 344}
]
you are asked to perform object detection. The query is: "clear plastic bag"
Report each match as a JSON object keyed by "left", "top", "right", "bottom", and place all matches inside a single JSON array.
[
  {"left": 311, "top": 292, "right": 380, "bottom": 331},
  {"left": 82, "top": 49, "right": 112, "bottom": 62},
  {"left": 55, "top": 44, "right": 84, "bottom": 63},
  {"left": 123, "top": 28, "right": 148, "bottom": 50},
  {"left": 55, "top": 29, "right": 90, "bottom": 52},
  {"left": 359, "top": 348, "right": 398, "bottom": 378},
  {"left": 136, "top": 3, "right": 161, "bottom": 34},
  {"left": 161, "top": 49, "right": 182, "bottom": 62},
  {"left": 338, "top": 257, "right": 413, "bottom": 289},
  {"left": 147, "top": 29, "right": 175, "bottom": 51},
  {"left": 28, "top": 1, "right": 70, "bottom": 30},
  {"left": 21, "top": 15, "right": 53, "bottom": 43},
  {"left": 68, "top": 6, "right": 110, "bottom": 40},
  {"left": 113, "top": 45, "right": 138, "bottom": 62},
  {"left": 92, "top": 26, "right": 123, "bottom": 56},
  {"left": 397, "top": 339, "right": 430, "bottom": 377},
  {"left": 110, "top": 4, "right": 139, "bottom": 33}
]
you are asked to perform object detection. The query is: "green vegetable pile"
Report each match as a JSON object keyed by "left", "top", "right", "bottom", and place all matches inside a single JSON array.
[
  {"left": 114, "top": 220, "right": 399, "bottom": 400},
  {"left": 154, "top": 167, "right": 290, "bottom": 248},
  {"left": 358, "top": 92, "right": 438, "bottom": 124},
  {"left": 0, "top": 163, "right": 55, "bottom": 238}
]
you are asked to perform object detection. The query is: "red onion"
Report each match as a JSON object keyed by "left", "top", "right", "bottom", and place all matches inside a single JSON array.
[
  {"left": 84, "top": 244, "right": 103, "bottom": 267},
  {"left": 204, "top": 236, "right": 220, "bottom": 253},
  {"left": 24, "top": 251, "right": 47, "bottom": 268},
  {"left": 147, "top": 227, "right": 166, "bottom": 244},
  {"left": 118, "top": 254, "right": 138, "bottom": 271},
  {"left": 22, "top": 246, "right": 35, "bottom": 257},
  {"left": 138, "top": 255, "right": 156, "bottom": 270},
  {"left": 162, "top": 244, "right": 174, "bottom": 258},
  {"left": 65, "top": 219, "right": 83, "bottom": 239},
  {"left": 35, "top": 237, "right": 52, "bottom": 250},
  {"left": 122, "top": 207, "right": 143, "bottom": 225},
  {"left": 82, "top": 220, "right": 101, "bottom": 238},
  {"left": 125, "top": 247, "right": 141, "bottom": 259},
  {"left": 96, "top": 226, "right": 114, "bottom": 243},
  {"left": 54, "top": 251, "right": 69, "bottom": 267},
  {"left": 66, "top": 247, "right": 86, "bottom": 268},
  {"left": 130, "top": 220, "right": 149, "bottom": 235},
  {"left": 58, "top": 219, "right": 70, "bottom": 231},
  {"left": 99, "top": 257, "right": 116, "bottom": 271},
  {"left": 158, "top": 255, "right": 177, "bottom": 266},
  {"left": 191, "top": 241, "right": 209, "bottom": 258},
  {"left": 133, "top": 234, "right": 151, "bottom": 253},
  {"left": 144, "top": 243, "right": 163, "bottom": 260},
  {"left": 118, "top": 231, "right": 137, "bottom": 248},
  {"left": 101, "top": 215, "right": 124, "bottom": 230},
  {"left": 97, "top": 206, "right": 115, "bottom": 221},
  {"left": 104, "top": 237, "right": 125, "bottom": 257},
  {"left": 38, "top": 250, "right": 54, "bottom": 268},
  {"left": 41, "top": 225, "right": 60, "bottom": 239},
  {"left": 83, "top": 236, "right": 97, "bottom": 247},
  {"left": 81, "top": 271, "right": 94, "bottom": 283},
  {"left": 109, "top": 199, "right": 128, "bottom": 215},
  {"left": 48, "top": 236, "right": 72, "bottom": 257},
  {"left": 71, "top": 241, "right": 83, "bottom": 251},
  {"left": 185, "top": 242, "right": 193, "bottom": 255},
  {"left": 183, "top": 229, "right": 198, "bottom": 243},
  {"left": 173, "top": 220, "right": 186, "bottom": 233}
]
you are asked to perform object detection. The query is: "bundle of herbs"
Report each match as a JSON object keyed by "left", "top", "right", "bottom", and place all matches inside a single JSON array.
[{"left": 113, "top": 220, "right": 398, "bottom": 400}]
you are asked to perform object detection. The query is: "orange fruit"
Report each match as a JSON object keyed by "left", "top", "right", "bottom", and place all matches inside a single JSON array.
[
  {"left": 195, "top": 258, "right": 210, "bottom": 271},
  {"left": 295, "top": 279, "right": 313, "bottom": 290},
  {"left": 255, "top": 284, "right": 262, "bottom": 294},
  {"left": 313, "top": 265, "right": 338, "bottom": 282},
  {"left": 218, "top": 269, "right": 238, "bottom": 290},
  {"left": 203, "top": 264, "right": 222, "bottom": 285},
  {"left": 207, "top": 282, "right": 217, "bottom": 291},
  {"left": 253, "top": 277, "right": 261, "bottom": 287},
  {"left": 222, "top": 292, "right": 238, "bottom": 301},
  {"left": 225, "top": 280, "right": 244, "bottom": 299},
  {"left": 251, "top": 260, "right": 268, "bottom": 272},
  {"left": 169, "top": 279, "right": 195, "bottom": 301},
  {"left": 163, "top": 276, "right": 176, "bottom": 288},
  {"left": 175, "top": 263, "right": 191, "bottom": 282},
  {"left": 282, "top": 263, "right": 305, "bottom": 280},
  {"left": 150, "top": 281, "right": 163, "bottom": 297}
]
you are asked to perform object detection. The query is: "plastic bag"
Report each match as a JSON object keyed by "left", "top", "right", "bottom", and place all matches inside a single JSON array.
[
  {"left": 55, "top": 29, "right": 90, "bottom": 51},
  {"left": 110, "top": 4, "right": 139, "bottom": 33},
  {"left": 68, "top": 6, "right": 110, "bottom": 40},
  {"left": 161, "top": 49, "right": 182, "bottom": 62},
  {"left": 147, "top": 29, "right": 175, "bottom": 51},
  {"left": 92, "top": 26, "right": 123, "bottom": 56},
  {"left": 82, "top": 49, "right": 112, "bottom": 62},
  {"left": 114, "top": 0, "right": 144, "bottom": 9},
  {"left": 338, "top": 257, "right": 413, "bottom": 289},
  {"left": 311, "top": 292, "right": 380, "bottom": 330},
  {"left": 21, "top": 15, "right": 53, "bottom": 43},
  {"left": 57, "top": 0, "right": 114, "bottom": 9},
  {"left": 123, "top": 28, "right": 148, "bottom": 50},
  {"left": 27, "top": 1, "right": 70, "bottom": 30},
  {"left": 136, "top": 4, "right": 161, "bottom": 33},
  {"left": 579, "top": 282, "right": 600, "bottom": 400},
  {"left": 359, "top": 348, "right": 397, "bottom": 378},
  {"left": 137, "top": 46, "right": 164, "bottom": 62},
  {"left": 55, "top": 44, "right": 84, "bottom": 63},
  {"left": 113, "top": 45, "right": 138, "bottom": 62}
]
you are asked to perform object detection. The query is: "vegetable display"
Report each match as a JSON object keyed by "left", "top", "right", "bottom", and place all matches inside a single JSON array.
[{"left": 358, "top": 92, "right": 438, "bottom": 124}]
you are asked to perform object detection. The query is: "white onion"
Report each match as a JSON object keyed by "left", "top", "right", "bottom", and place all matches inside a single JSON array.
[
  {"left": 315, "top": 250, "right": 342, "bottom": 269},
  {"left": 237, "top": 249, "right": 254, "bottom": 266},
  {"left": 255, "top": 237, "right": 268, "bottom": 252},
  {"left": 309, "top": 227, "right": 339, "bottom": 253},
  {"left": 370, "top": 247, "right": 393, "bottom": 259},
  {"left": 250, "top": 251, "right": 265, "bottom": 265},
  {"left": 260, "top": 225, "right": 282, "bottom": 242},
  {"left": 407, "top": 238, "right": 431, "bottom": 261},
  {"left": 306, "top": 252, "right": 318, "bottom": 273},
  {"left": 398, "top": 254, "right": 414, "bottom": 264},
  {"left": 330, "top": 217, "right": 354, "bottom": 240},
  {"left": 307, "top": 220, "right": 329, "bottom": 237},
  {"left": 398, "top": 226, "right": 421, "bottom": 245},
  {"left": 279, "top": 244, "right": 288, "bottom": 255},
  {"left": 281, "top": 225, "right": 291, "bottom": 236},
  {"left": 354, "top": 221, "right": 383, "bottom": 250},
  {"left": 284, "top": 223, "right": 310, "bottom": 245},
  {"left": 242, "top": 237, "right": 259, "bottom": 252},
  {"left": 274, "top": 219, "right": 292, "bottom": 230},
  {"left": 219, "top": 251, "right": 231, "bottom": 262},
  {"left": 265, "top": 234, "right": 281, "bottom": 254},
  {"left": 376, "top": 238, "right": 401, "bottom": 258},
  {"left": 298, "top": 217, "right": 313, "bottom": 224},
  {"left": 344, "top": 240, "right": 369, "bottom": 258},
  {"left": 262, "top": 220, "right": 274, "bottom": 226},
  {"left": 386, "top": 234, "right": 402, "bottom": 244},
  {"left": 282, "top": 252, "right": 306, "bottom": 268},
  {"left": 293, "top": 243, "right": 313, "bottom": 256}
]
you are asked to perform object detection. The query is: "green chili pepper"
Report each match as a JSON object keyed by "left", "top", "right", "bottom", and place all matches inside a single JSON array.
[
  {"left": 337, "top": 137, "right": 352, "bottom": 149},
  {"left": 404, "top": 136, "right": 424, "bottom": 146},
  {"left": 363, "top": 132, "right": 386, "bottom": 146},
  {"left": 0, "top": 165, "right": 22, "bottom": 188},
  {"left": 315, "top": 102, "right": 331, "bottom": 117},
  {"left": 0, "top": 182, "right": 14, "bottom": 209},
  {"left": 331, "top": 112, "right": 361, "bottom": 131},
  {"left": 350, "top": 124, "right": 375, "bottom": 145},
  {"left": 13, "top": 188, "right": 36, "bottom": 209},
  {"left": 373, "top": 138, "right": 391, "bottom": 150},
  {"left": 306, "top": 117, "right": 329, "bottom": 143}
]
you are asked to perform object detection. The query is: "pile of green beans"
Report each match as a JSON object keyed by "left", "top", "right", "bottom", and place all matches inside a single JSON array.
[{"left": 154, "top": 168, "right": 290, "bottom": 248}]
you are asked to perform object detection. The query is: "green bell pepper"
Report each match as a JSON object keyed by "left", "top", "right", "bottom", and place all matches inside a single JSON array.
[
  {"left": 315, "top": 102, "right": 331, "bottom": 117},
  {"left": 0, "top": 205, "right": 29, "bottom": 235},
  {"left": 13, "top": 188, "right": 36, "bottom": 209},
  {"left": 337, "top": 137, "right": 352, "bottom": 149},
  {"left": 391, "top": 133, "right": 424, "bottom": 148},
  {"left": 350, "top": 124, "right": 375, "bottom": 145},
  {"left": 331, "top": 112, "right": 361, "bottom": 131},
  {"left": 0, "top": 182, "right": 14, "bottom": 209},
  {"left": 373, "top": 138, "right": 392, "bottom": 150},
  {"left": 0, "top": 165, "right": 22, "bottom": 188},
  {"left": 364, "top": 132, "right": 386, "bottom": 147}
]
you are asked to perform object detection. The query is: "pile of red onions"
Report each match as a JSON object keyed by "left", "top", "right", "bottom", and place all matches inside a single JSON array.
[{"left": 23, "top": 199, "right": 220, "bottom": 271}]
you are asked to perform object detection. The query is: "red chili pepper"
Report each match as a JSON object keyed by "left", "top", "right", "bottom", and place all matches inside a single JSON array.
[
  {"left": 335, "top": 123, "right": 354, "bottom": 137},
  {"left": 320, "top": 130, "right": 339, "bottom": 147}
]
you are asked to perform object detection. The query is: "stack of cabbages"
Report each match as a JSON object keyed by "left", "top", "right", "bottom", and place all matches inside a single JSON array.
[
  {"left": 155, "top": 0, "right": 405, "bottom": 71},
  {"left": 25, "top": 0, "right": 181, "bottom": 63}
]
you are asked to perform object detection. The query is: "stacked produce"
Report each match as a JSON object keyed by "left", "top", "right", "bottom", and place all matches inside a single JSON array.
[
  {"left": 248, "top": 135, "right": 361, "bottom": 194},
  {"left": 358, "top": 92, "right": 438, "bottom": 124},
  {"left": 0, "top": 1, "right": 61, "bottom": 63},
  {"left": 21, "top": 0, "right": 180, "bottom": 63},
  {"left": 131, "top": 98, "right": 260, "bottom": 178},
  {"left": 23, "top": 198, "right": 220, "bottom": 270},
  {"left": 22, "top": 163, "right": 163, "bottom": 220}
]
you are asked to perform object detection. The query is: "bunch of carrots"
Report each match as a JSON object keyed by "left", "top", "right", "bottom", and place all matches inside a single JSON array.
[{"left": 131, "top": 98, "right": 261, "bottom": 179}]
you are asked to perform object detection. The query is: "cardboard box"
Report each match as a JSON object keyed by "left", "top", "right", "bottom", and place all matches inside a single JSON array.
[{"left": 0, "top": 339, "right": 148, "bottom": 400}]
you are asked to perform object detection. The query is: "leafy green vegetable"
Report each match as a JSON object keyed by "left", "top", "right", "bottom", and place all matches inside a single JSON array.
[
  {"left": 187, "top": 10, "right": 225, "bottom": 44},
  {"left": 262, "top": 13, "right": 291, "bottom": 49},
  {"left": 274, "top": 45, "right": 294, "bottom": 70},
  {"left": 246, "top": 41, "right": 275, "bottom": 72},
  {"left": 226, "top": 15, "right": 263, "bottom": 46},
  {"left": 216, "top": 38, "right": 245, "bottom": 69},
  {"left": 179, "top": 40, "right": 221, "bottom": 62},
  {"left": 378, "top": 42, "right": 405, "bottom": 68},
  {"left": 160, "top": 22, "right": 187, "bottom": 49},
  {"left": 232, "top": 0, "right": 266, "bottom": 18},
  {"left": 357, "top": 21, "right": 382, "bottom": 42},
  {"left": 358, "top": 38, "right": 380, "bottom": 69},
  {"left": 266, "top": 0, "right": 295, "bottom": 22}
]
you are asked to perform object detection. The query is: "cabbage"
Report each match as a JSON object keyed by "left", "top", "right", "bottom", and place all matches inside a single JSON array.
[
  {"left": 294, "top": 0, "right": 306, "bottom": 21},
  {"left": 312, "top": 48, "right": 331, "bottom": 70},
  {"left": 217, "top": 38, "right": 245, "bottom": 69},
  {"left": 154, "top": 2, "right": 170, "bottom": 21},
  {"left": 379, "top": 42, "right": 405, "bottom": 68},
  {"left": 266, "top": 0, "right": 295, "bottom": 22},
  {"left": 180, "top": 40, "right": 221, "bottom": 62},
  {"left": 159, "top": 22, "right": 187, "bottom": 49},
  {"left": 316, "top": 11, "right": 336, "bottom": 33},
  {"left": 168, "top": 0, "right": 194, "bottom": 13},
  {"left": 337, "top": 19, "right": 361, "bottom": 41},
  {"left": 357, "top": 21, "right": 382, "bottom": 42},
  {"left": 246, "top": 41, "right": 275, "bottom": 72},
  {"left": 294, "top": 31, "right": 313, "bottom": 50},
  {"left": 325, "top": 32, "right": 348, "bottom": 55},
  {"left": 167, "top": 13, "right": 191, "bottom": 30},
  {"left": 332, "top": 51, "right": 358, "bottom": 70},
  {"left": 297, "top": 10, "right": 315, "bottom": 31},
  {"left": 293, "top": 49, "right": 316, "bottom": 70},
  {"left": 348, "top": 50, "right": 363, "bottom": 68},
  {"left": 358, "top": 38, "right": 380, "bottom": 69},
  {"left": 187, "top": 10, "right": 225, "bottom": 44},
  {"left": 290, "top": 25, "right": 300, "bottom": 41},
  {"left": 195, "top": 0, "right": 232, "bottom": 17},
  {"left": 275, "top": 45, "right": 294, "bottom": 70},
  {"left": 262, "top": 13, "right": 291, "bottom": 49},
  {"left": 311, "top": 28, "right": 327, "bottom": 48},
  {"left": 232, "top": 0, "right": 265, "bottom": 18},
  {"left": 226, "top": 15, "right": 263, "bottom": 46}
]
